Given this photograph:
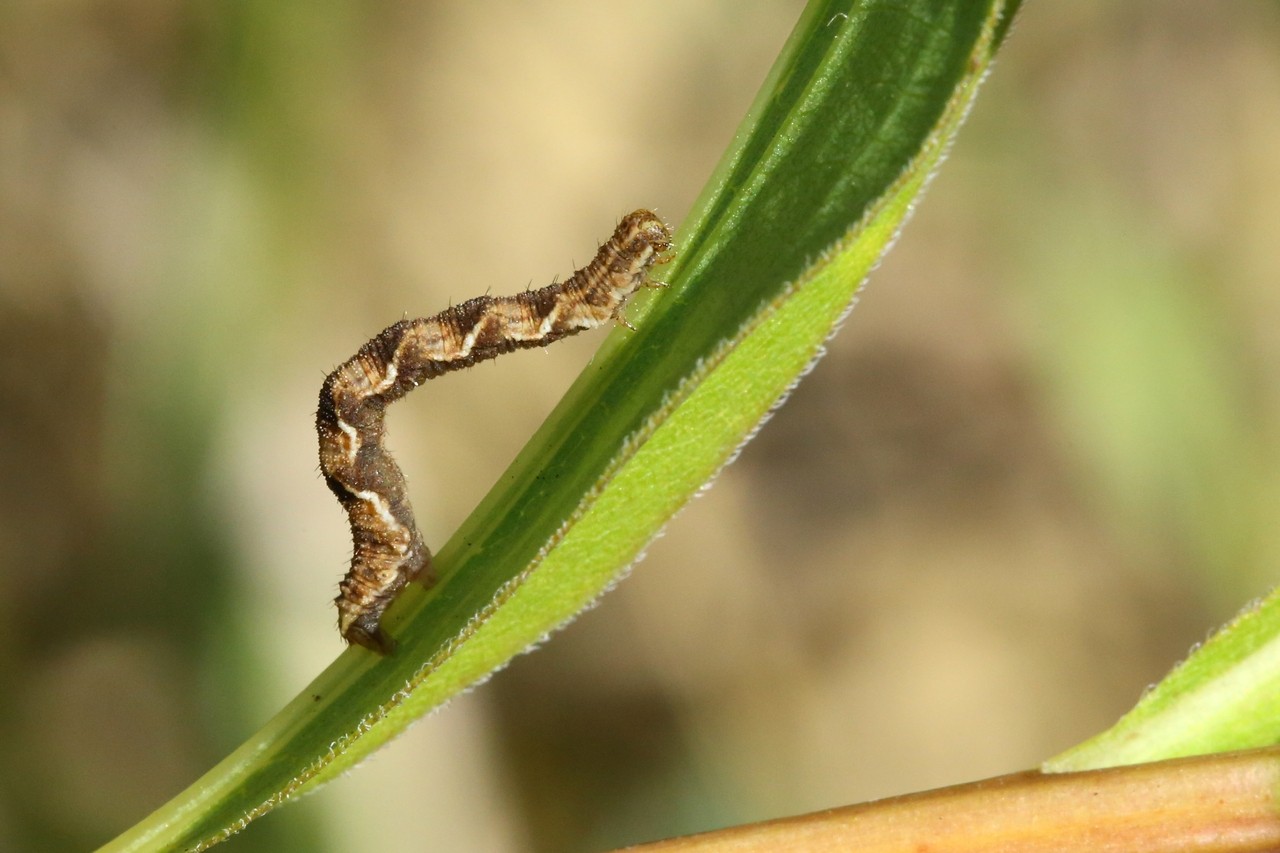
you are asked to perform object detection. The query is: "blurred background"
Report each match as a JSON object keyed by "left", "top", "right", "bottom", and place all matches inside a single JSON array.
[{"left": 3, "top": 1, "right": 1280, "bottom": 850}]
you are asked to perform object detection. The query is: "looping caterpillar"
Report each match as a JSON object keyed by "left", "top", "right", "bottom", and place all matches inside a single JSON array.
[{"left": 316, "top": 210, "right": 674, "bottom": 653}]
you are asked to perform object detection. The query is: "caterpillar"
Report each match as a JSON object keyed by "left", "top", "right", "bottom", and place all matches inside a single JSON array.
[{"left": 317, "top": 209, "right": 673, "bottom": 653}]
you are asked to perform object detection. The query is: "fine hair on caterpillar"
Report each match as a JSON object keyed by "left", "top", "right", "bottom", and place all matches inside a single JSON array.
[{"left": 316, "top": 209, "right": 673, "bottom": 653}]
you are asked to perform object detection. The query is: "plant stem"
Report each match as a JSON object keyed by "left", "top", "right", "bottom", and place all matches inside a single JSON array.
[{"left": 617, "top": 747, "right": 1280, "bottom": 853}]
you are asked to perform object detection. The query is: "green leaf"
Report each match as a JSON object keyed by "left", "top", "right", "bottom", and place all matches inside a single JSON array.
[
  {"left": 1046, "top": 589, "right": 1280, "bottom": 773},
  {"left": 101, "top": 1, "right": 1020, "bottom": 849}
]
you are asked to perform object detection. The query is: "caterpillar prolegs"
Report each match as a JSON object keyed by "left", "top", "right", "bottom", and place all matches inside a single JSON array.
[{"left": 317, "top": 210, "right": 673, "bottom": 653}]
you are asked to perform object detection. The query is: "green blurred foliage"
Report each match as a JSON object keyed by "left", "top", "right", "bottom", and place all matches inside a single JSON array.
[{"left": 1, "top": 2, "right": 1278, "bottom": 851}]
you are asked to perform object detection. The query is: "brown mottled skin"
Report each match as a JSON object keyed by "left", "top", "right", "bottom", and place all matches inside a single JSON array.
[{"left": 317, "top": 210, "right": 673, "bottom": 653}]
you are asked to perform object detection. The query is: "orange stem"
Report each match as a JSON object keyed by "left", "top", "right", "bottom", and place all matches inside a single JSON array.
[{"left": 618, "top": 747, "right": 1280, "bottom": 852}]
